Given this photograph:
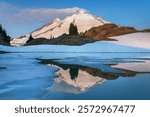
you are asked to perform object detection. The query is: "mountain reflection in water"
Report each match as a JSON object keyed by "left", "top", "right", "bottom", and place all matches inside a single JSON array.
[
  {"left": 1, "top": 52, "right": 150, "bottom": 99},
  {"left": 40, "top": 58, "right": 146, "bottom": 94}
]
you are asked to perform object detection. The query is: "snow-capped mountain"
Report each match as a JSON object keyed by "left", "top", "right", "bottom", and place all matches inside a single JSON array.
[
  {"left": 48, "top": 65, "right": 106, "bottom": 94},
  {"left": 10, "top": 9, "right": 110, "bottom": 46}
]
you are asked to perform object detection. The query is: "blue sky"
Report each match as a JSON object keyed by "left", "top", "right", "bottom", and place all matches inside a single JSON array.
[{"left": 0, "top": 0, "right": 150, "bottom": 37}]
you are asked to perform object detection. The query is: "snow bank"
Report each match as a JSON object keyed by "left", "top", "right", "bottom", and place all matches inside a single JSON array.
[
  {"left": 10, "top": 35, "right": 30, "bottom": 46},
  {"left": 109, "top": 33, "right": 150, "bottom": 49}
]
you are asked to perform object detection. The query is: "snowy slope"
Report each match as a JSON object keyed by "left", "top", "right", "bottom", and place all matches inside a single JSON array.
[
  {"left": 48, "top": 65, "right": 106, "bottom": 93},
  {"left": 32, "top": 10, "right": 109, "bottom": 38},
  {"left": 109, "top": 33, "right": 150, "bottom": 49},
  {"left": 11, "top": 9, "right": 109, "bottom": 46}
]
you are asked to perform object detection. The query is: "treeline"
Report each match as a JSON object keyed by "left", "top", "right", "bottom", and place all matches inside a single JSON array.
[{"left": 0, "top": 24, "right": 10, "bottom": 45}]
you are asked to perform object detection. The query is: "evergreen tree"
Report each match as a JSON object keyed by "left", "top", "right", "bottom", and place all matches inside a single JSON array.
[
  {"left": 26, "top": 35, "right": 34, "bottom": 43},
  {"left": 0, "top": 24, "right": 10, "bottom": 44},
  {"left": 69, "top": 23, "right": 78, "bottom": 35}
]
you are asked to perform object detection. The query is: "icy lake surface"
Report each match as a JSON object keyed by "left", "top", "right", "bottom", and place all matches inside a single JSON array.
[{"left": 0, "top": 52, "right": 150, "bottom": 100}]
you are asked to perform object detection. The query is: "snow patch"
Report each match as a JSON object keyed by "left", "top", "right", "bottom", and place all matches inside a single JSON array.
[{"left": 109, "top": 33, "right": 150, "bottom": 49}]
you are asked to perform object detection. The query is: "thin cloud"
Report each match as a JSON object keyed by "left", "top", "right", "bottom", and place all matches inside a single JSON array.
[{"left": 0, "top": 2, "right": 82, "bottom": 37}]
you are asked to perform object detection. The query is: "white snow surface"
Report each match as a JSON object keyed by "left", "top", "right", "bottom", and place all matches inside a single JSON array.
[
  {"left": 31, "top": 10, "right": 109, "bottom": 38},
  {"left": 10, "top": 35, "right": 30, "bottom": 46},
  {"left": 11, "top": 9, "right": 109, "bottom": 46},
  {"left": 1, "top": 41, "right": 150, "bottom": 53},
  {"left": 109, "top": 33, "right": 150, "bottom": 49},
  {"left": 112, "top": 60, "right": 150, "bottom": 72}
]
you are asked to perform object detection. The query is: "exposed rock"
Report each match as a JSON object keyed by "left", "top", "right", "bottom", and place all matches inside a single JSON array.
[
  {"left": 140, "top": 29, "right": 150, "bottom": 32},
  {"left": 84, "top": 24, "right": 137, "bottom": 40}
]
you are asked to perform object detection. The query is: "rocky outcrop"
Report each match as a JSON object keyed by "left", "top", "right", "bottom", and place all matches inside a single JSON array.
[
  {"left": 84, "top": 24, "right": 137, "bottom": 40},
  {"left": 25, "top": 34, "right": 95, "bottom": 46}
]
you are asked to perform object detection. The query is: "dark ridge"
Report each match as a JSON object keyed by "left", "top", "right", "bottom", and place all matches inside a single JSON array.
[
  {"left": 140, "top": 29, "right": 150, "bottom": 32},
  {"left": 0, "top": 51, "right": 9, "bottom": 54},
  {"left": 25, "top": 34, "right": 95, "bottom": 46},
  {"left": 39, "top": 59, "right": 137, "bottom": 80}
]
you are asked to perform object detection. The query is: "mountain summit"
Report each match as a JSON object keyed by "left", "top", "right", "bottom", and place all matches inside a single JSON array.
[{"left": 11, "top": 9, "right": 110, "bottom": 46}]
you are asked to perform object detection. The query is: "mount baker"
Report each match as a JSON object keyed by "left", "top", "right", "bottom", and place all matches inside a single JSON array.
[
  {"left": 10, "top": 9, "right": 110, "bottom": 46},
  {"left": 9, "top": 9, "right": 150, "bottom": 49}
]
